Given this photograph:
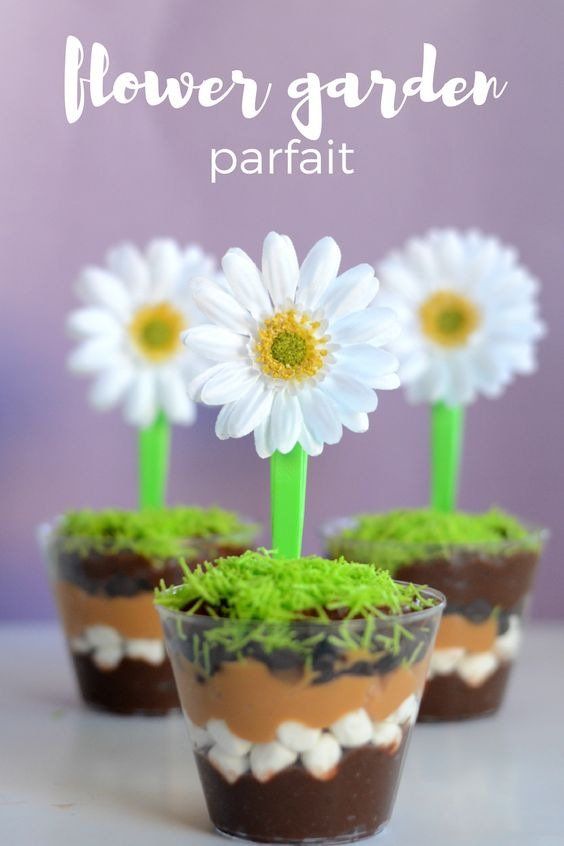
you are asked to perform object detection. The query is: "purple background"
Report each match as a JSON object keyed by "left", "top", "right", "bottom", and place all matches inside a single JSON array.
[{"left": 2, "top": 1, "right": 563, "bottom": 620}]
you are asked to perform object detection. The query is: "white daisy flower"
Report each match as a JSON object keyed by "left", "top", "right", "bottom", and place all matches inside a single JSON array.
[
  {"left": 378, "top": 229, "right": 545, "bottom": 406},
  {"left": 183, "top": 231, "right": 401, "bottom": 458},
  {"left": 67, "top": 239, "right": 218, "bottom": 428}
]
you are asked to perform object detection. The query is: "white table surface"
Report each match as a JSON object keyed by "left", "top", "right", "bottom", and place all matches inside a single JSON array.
[{"left": 1, "top": 623, "right": 563, "bottom": 846}]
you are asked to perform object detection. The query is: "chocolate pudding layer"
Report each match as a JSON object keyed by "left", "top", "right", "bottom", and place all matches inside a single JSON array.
[
  {"left": 419, "top": 663, "right": 512, "bottom": 721},
  {"left": 197, "top": 741, "right": 407, "bottom": 844},
  {"left": 73, "top": 653, "right": 179, "bottom": 715}
]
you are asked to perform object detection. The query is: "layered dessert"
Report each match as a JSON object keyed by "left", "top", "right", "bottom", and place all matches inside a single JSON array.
[
  {"left": 325, "top": 508, "right": 546, "bottom": 721},
  {"left": 156, "top": 551, "right": 444, "bottom": 843},
  {"left": 43, "top": 507, "right": 256, "bottom": 715}
]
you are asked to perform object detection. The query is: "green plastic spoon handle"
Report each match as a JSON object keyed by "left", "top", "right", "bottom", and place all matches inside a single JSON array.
[
  {"left": 270, "top": 444, "right": 308, "bottom": 558},
  {"left": 139, "top": 412, "right": 170, "bottom": 510},
  {"left": 430, "top": 402, "right": 464, "bottom": 513}
]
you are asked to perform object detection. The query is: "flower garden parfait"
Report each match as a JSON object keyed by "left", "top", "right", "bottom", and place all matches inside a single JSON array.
[
  {"left": 154, "top": 230, "right": 447, "bottom": 840},
  {"left": 42, "top": 507, "right": 257, "bottom": 715},
  {"left": 323, "top": 229, "right": 547, "bottom": 722},
  {"left": 156, "top": 552, "right": 444, "bottom": 843},
  {"left": 324, "top": 510, "right": 547, "bottom": 721}
]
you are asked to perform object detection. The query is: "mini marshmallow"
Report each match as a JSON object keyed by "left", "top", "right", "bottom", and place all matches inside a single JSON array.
[
  {"left": 387, "top": 694, "right": 418, "bottom": 726},
  {"left": 372, "top": 721, "right": 402, "bottom": 754},
  {"left": 86, "top": 625, "right": 121, "bottom": 649},
  {"left": 70, "top": 635, "right": 90, "bottom": 654},
  {"left": 187, "top": 719, "right": 212, "bottom": 750},
  {"left": 330, "top": 708, "right": 372, "bottom": 747},
  {"left": 277, "top": 721, "right": 321, "bottom": 753},
  {"left": 208, "top": 744, "right": 249, "bottom": 784},
  {"left": 125, "top": 639, "right": 165, "bottom": 665},
  {"left": 93, "top": 644, "right": 123, "bottom": 670},
  {"left": 494, "top": 617, "right": 521, "bottom": 662},
  {"left": 250, "top": 741, "right": 297, "bottom": 782},
  {"left": 301, "top": 733, "right": 342, "bottom": 780},
  {"left": 207, "top": 719, "right": 252, "bottom": 756},
  {"left": 429, "top": 647, "right": 465, "bottom": 677},
  {"left": 457, "top": 651, "right": 499, "bottom": 687}
]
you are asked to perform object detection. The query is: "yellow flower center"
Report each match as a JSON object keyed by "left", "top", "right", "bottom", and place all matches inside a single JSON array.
[
  {"left": 419, "top": 290, "right": 481, "bottom": 348},
  {"left": 255, "top": 310, "right": 327, "bottom": 381},
  {"left": 129, "top": 302, "right": 186, "bottom": 363}
]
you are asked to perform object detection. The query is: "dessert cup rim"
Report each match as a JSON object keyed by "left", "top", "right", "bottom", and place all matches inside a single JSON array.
[
  {"left": 320, "top": 516, "right": 549, "bottom": 552},
  {"left": 155, "top": 581, "right": 446, "bottom": 629}
]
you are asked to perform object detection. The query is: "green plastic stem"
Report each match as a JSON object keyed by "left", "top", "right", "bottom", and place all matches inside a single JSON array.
[
  {"left": 138, "top": 412, "right": 170, "bottom": 510},
  {"left": 270, "top": 444, "right": 308, "bottom": 558},
  {"left": 430, "top": 402, "right": 464, "bottom": 513}
]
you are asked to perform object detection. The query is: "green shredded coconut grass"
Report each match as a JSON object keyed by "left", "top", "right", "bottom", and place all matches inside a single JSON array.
[
  {"left": 155, "top": 549, "right": 437, "bottom": 621},
  {"left": 327, "top": 508, "right": 542, "bottom": 573},
  {"left": 155, "top": 551, "right": 441, "bottom": 672},
  {"left": 56, "top": 507, "right": 257, "bottom": 560}
]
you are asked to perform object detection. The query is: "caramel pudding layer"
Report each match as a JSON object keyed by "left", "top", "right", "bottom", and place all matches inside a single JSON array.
[
  {"left": 435, "top": 613, "right": 497, "bottom": 653},
  {"left": 176, "top": 656, "right": 428, "bottom": 743},
  {"left": 54, "top": 579, "right": 163, "bottom": 640}
]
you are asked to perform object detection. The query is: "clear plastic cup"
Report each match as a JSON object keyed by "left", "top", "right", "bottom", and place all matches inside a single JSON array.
[
  {"left": 40, "top": 520, "right": 257, "bottom": 715},
  {"left": 157, "top": 586, "right": 444, "bottom": 843},
  {"left": 323, "top": 518, "right": 547, "bottom": 721}
]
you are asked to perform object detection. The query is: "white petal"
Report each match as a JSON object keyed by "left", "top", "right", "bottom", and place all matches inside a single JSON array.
[
  {"left": 191, "top": 277, "right": 253, "bottom": 333},
  {"left": 184, "top": 325, "right": 249, "bottom": 361},
  {"left": 296, "top": 236, "right": 341, "bottom": 311},
  {"left": 215, "top": 402, "right": 236, "bottom": 440},
  {"left": 298, "top": 387, "right": 342, "bottom": 445},
  {"left": 77, "top": 268, "right": 131, "bottom": 319},
  {"left": 253, "top": 418, "right": 273, "bottom": 458},
  {"left": 298, "top": 422, "right": 324, "bottom": 456},
  {"left": 158, "top": 368, "right": 196, "bottom": 425},
  {"left": 67, "top": 337, "right": 122, "bottom": 373},
  {"left": 224, "top": 382, "right": 273, "bottom": 438},
  {"left": 146, "top": 239, "right": 182, "bottom": 297},
  {"left": 320, "top": 372, "right": 378, "bottom": 414},
  {"left": 334, "top": 346, "right": 399, "bottom": 387},
  {"left": 268, "top": 391, "right": 303, "bottom": 454},
  {"left": 340, "top": 410, "right": 369, "bottom": 433},
  {"left": 261, "top": 231, "right": 299, "bottom": 306},
  {"left": 200, "top": 363, "right": 259, "bottom": 405},
  {"left": 331, "top": 306, "right": 400, "bottom": 347},
  {"left": 222, "top": 247, "right": 272, "bottom": 320},
  {"left": 89, "top": 367, "right": 133, "bottom": 410},
  {"left": 106, "top": 243, "right": 150, "bottom": 300},
  {"left": 189, "top": 362, "right": 228, "bottom": 402},
  {"left": 124, "top": 372, "right": 158, "bottom": 427},
  {"left": 320, "top": 264, "right": 378, "bottom": 321},
  {"left": 66, "top": 308, "right": 122, "bottom": 339},
  {"left": 372, "top": 373, "right": 400, "bottom": 390}
]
